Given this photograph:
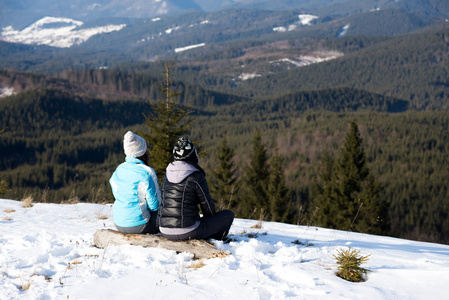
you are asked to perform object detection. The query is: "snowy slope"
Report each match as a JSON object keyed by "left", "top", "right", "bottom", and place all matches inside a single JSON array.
[
  {"left": 1, "top": 17, "right": 126, "bottom": 48},
  {"left": 0, "top": 0, "right": 202, "bottom": 29},
  {"left": 1, "top": 198, "right": 448, "bottom": 300}
]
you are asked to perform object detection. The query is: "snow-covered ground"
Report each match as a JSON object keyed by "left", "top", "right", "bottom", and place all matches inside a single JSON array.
[
  {"left": 1, "top": 198, "right": 448, "bottom": 300},
  {"left": 0, "top": 87, "right": 15, "bottom": 98},
  {"left": 1, "top": 17, "right": 126, "bottom": 48}
]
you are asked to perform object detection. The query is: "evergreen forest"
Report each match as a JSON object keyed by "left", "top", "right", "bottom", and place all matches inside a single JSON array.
[{"left": 1, "top": 77, "right": 448, "bottom": 244}]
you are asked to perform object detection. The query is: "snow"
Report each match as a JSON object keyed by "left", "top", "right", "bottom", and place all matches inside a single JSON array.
[
  {"left": 273, "top": 26, "right": 287, "bottom": 33},
  {"left": 269, "top": 52, "right": 343, "bottom": 68},
  {"left": 174, "top": 43, "right": 205, "bottom": 53},
  {"left": 1, "top": 17, "right": 126, "bottom": 48},
  {"left": 87, "top": 3, "right": 101, "bottom": 10},
  {"left": 273, "top": 14, "right": 318, "bottom": 33},
  {"left": 298, "top": 14, "right": 318, "bottom": 26},
  {"left": 0, "top": 86, "right": 15, "bottom": 98},
  {"left": 1, "top": 198, "right": 448, "bottom": 300},
  {"left": 165, "top": 19, "right": 209, "bottom": 36},
  {"left": 165, "top": 25, "right": 182, "bottom": 34},
  {"left": 238, "top": 73, "right": 262, "bottom": 81},
  {"left": 338, "top": 24, "right": 350, "bottom": 37}
]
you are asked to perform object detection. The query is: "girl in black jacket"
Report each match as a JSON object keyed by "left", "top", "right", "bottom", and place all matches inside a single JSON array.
[{"left": 158, "top": 137, "right": 234, "bottom": 241}]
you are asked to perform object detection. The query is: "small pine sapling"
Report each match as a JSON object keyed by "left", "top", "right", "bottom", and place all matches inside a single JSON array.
[
  {"left": 0, "top": 180, "right": 10, "bottom": 195},
  {"left": 334, "top": 247, "right": 371, "bottom": 282},
  {"left": 0, "top": 129, "right": 10, "bottom": 195}
]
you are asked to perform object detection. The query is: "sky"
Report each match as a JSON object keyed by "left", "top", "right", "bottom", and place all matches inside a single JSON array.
[{"left": 1, "top": 198, "right": 449, "bottom": 300}]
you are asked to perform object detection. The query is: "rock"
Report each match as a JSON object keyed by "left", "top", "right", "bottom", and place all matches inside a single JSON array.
[{"left": 93, "top": 229, "right": 230, "bottom": 260}]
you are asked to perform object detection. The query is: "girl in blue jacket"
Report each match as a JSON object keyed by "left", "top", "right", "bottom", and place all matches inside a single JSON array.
[{"left": 109, "top": 131, "right": 160, "bottom": 234}]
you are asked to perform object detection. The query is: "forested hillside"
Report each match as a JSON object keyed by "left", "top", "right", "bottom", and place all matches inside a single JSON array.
[
  {"left": 0, "top": 78, "right": 448, "bottom": 243},
  {"left": 170, "top": 23, "right": 449, "bottom": 110},
  {"left": 0, "top": 89, "right": 146, "bottom": 201},
  {"left": 3, "top": 22, "right": 448, "bottom": 111},
  {"left": 243, "top": 24, "right": 449, "bottom": 110}
]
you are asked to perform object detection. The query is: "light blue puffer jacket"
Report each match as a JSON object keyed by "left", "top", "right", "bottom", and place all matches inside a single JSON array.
[{"left": 109, "top": 157, "right": 161, "bottom": 228}]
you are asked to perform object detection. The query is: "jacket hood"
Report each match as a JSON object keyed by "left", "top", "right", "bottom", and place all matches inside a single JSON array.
[{"left": 166, "top": 161, "right": 198, "bottom": 183}]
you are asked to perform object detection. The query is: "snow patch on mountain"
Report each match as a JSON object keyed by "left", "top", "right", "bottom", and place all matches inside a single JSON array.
[
  {"left": 273, "top": 14, "right": 318, "bottom": 32},
  {"left": 175, "top": 43, "right": 205, "bottom": 53},
  {"left": 273, "top": 26, "right": 287, "bottom": 32},
  {"left": 86, "top": 3, "right": 102, "bottom": 11},
  {"left": 165, "top": 25, "right": 182, "bottom": 34},
  {"left": 270, "top": 51, "right": 344, "bottom": 68},
  {"left": 137, "top": 18, "right": 211, "bottom": 46},
  {"left": 338, "top": 24, "right": 350, "bottom": 37},
  {"left": 298, "top": 14, "right": 319, "bottom": 25},
  {"left": 239, "top": 73, "right": 262, "bottom": 81},
  {"left": 0, "top": 86, "right": 15, "bottom": 98},
  {"left": 0, "top": 17, "right": 126, "bottom": 48}
]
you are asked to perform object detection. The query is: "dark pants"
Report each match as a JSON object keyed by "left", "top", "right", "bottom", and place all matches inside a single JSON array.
[
  {"left": 162, "top": 210, "right": 234, "bottom": 241},
  {"left": 115, "top": 210, "right": 159, "bottom": 234}
]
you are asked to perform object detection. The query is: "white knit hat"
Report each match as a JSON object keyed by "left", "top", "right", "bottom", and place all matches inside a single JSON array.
[{"left": 123, "top": 131, "right": 147, "bottom": 158}]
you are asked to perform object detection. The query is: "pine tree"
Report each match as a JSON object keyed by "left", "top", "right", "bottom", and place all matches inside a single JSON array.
[
  {"left": 313, "top": 121, "right": 385, "bottom": 233},
  {"left": 0, "top": 180, "right": 9, "bottom": 195},
  {"left": 141, "top": 59, "right": 193, "bottom": 182},
  {"left": 211, "top": 135, "right": 238, "bottom": 210},
  {"left": 268, "top": 148, "right": 291, "bottom": 223},
  {"left": 334, "top": 247, "right": 371, "bottom": 282},
  {"left": 0, "top": 128, "right": 10, "bottom": 195},
  {"left": 312, "top": 150, "right": 340, "bottom": 228},
  {"left": 241, "top": 130, "right": 270, "bottom": 219},
  {"left": 356, "top": 173, "right": 385, "bottom": 234},
  {"left": 333, "top": 121, "right": 370, "bottom": 230}
]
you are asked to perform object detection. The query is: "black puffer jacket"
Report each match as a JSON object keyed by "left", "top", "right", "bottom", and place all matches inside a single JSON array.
[{"left": 159, "top": 161, "right": 215, "bottom": 228}]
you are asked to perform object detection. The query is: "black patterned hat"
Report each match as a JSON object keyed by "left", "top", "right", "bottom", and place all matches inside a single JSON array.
[{"left": 173, "top": 137, "right": 199, "bottom": 163}]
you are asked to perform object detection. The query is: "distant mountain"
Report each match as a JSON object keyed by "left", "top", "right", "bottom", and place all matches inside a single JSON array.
[
  {"left": 0, "top": 0, "right": 202, "bottom": 29},
  {"left": 0, "top": 0, "right": 448, "bottom": 110},
  {"left": 0, "top": 4, "right": 434, "bottom": 50},
  {"left": 229, "top": 23, "right": 449, "bottom": 110},
  {"left": 2, "top": 0, "right": 448, "bottom": 30}
]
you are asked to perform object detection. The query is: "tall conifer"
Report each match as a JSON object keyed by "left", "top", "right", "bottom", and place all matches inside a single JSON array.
[
  {"left": 313, "top": 121, "right": 385, "bottom": 233},
  {"left": 0, "top": 128, "right": 9, "bottom": 195},
  {"left": 268, "top": 148, "right": 291, "bottom": 222},
  {"left": 211, "top": 135, "right": 238, "bottom": 210},
  {"left": 312, "top": 150, "right": 339, "bottom": 228},
  {"left": 241, "top": 130, "right": 270, "bottom": 219},
  {"left": 141, "top": 59, "right": 193, "bottom": 183}
]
